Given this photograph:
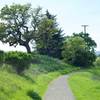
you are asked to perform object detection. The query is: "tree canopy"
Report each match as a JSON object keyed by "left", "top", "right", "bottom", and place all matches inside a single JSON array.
[
  {"left": 0, "top": 4, "right": 64, "bottom": 58},
  {"left": 36, "top": 10, "right": 64, "bottom": 59},
  {"left": 62, "top": 35, "right": 96, "bottom": 67},
  {"left": 73, "top": 32, "right": 97, "bottom": 50},
  {"left": 0, "top": 4, "right": 44, "bottom": 53}
]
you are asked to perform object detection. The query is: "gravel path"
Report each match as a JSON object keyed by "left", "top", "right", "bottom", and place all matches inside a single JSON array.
[{"left": 43, "top": 75, "right": 75, "bottom": 100}]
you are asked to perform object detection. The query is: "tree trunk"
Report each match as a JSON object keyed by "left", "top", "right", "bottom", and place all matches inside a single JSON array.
[{"left": 25, "top": 44, "right": 31, "bottom": 53}]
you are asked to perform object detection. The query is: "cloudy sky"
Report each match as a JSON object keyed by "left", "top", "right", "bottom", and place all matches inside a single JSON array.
[{"left": 0, "top": 0, "right": 100, "bottom": 51}]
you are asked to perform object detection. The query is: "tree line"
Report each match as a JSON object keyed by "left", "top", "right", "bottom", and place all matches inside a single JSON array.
[{"left": 0, "top": 4, "right": 97, "bottom": 67}]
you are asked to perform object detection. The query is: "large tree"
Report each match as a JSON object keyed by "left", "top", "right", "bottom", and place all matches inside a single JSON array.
[
  {"left": 73, "top": 32, "right": 97, "bottom": 51},
  {"left": 0, "top": 4, "right": 43, "bottom": 53},
  {"left": 62, "top": 36, "right": 96, "bottom": 67},
  {"left": 36, "top": 10, "right": 64, "bottom": 59}
]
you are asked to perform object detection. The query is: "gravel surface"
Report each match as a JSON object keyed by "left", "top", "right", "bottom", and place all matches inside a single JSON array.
[{"left": 43, "top": 75, "right": 75, "bottom": 100}]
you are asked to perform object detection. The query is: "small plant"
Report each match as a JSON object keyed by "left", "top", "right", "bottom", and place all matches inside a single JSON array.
[{"left": 27, "top": 90, "right": 42, "bottom": 100}]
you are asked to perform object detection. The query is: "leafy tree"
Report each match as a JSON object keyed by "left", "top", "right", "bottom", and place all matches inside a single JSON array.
[
  {"left": 62, "top": 36, "right": 96, "bottom": 67},
  {"left": 0, "top": 4, "right": 43, "bottom": 53},
  {"left": 36, "top": 10, "right": 64, "bottom": 59},
  {"left": 73, "top": 32, "right": 97, "bottom": 50}
]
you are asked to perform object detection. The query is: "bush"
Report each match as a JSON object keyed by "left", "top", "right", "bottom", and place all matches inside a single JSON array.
[
  {"left": 27, "top": 90, "right": 42, "bottom": 100},
  {"left": 5, "top": 51, "right": 32, "bottom": 74},
  {"left": 94, "top": 57, "right": 100, "bottom": 67},
  {"left": 0, "top": 50, "right": 5, "bottom": 64}
]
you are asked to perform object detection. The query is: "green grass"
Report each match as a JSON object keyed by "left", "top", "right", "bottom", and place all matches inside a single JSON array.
[
  {"left": 0, "top": 54, "right": 78, "bottom": 100},
  {"left": 0, "top": 70, "right": 33, "bottom": 100},
  {"left": 0, "top": 70, "right": 61, "bottom": 100},
  {"left": 68, "top": 67, "right": 100, "bottom": 100}
]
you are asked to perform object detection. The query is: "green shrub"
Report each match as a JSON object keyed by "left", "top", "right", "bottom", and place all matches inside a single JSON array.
[
  {"left": 27, "top": 90, "right": 42, "bottom": 100},
  {"left": 94, "top": 57, "right": 100, "bottom": 67},
  {"left": 0, "top": 50, "right": 5, "bottom": 64},
  {"left": 5, "top": 51, "right": 32, "bottom": 74}
]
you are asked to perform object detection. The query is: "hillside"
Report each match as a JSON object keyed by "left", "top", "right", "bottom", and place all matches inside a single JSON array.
[
  {"left": 68, "top": 67, "right": 100, "bottom": 100},
  {"left": 0, "top": 54, "right": 78, "bottom": 100}
]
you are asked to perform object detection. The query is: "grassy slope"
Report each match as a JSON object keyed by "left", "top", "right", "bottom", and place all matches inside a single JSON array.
[
  {"left": 68, "top": 67, "right": 100, "bottom": 100},
  {"left": 0, "top": 70, "right": 60, "bottom": 100},
  {"left": 0, "top": 55, "right": 78, "bottom": 100}
]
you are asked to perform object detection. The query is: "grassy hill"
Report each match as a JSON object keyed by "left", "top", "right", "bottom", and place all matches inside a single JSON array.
[
  {"left": 0, "top": 54, "right": 78, "bottom": 100},
  {"left": 68, "top": 67, "right": 100, "bottom": 100}
]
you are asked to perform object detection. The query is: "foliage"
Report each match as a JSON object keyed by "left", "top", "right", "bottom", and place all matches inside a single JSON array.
[
  {"left": 89, "top": 67, "right": 100, "bottom": 80},
  {"left": 36, "top": 11, "right": 64, "bottom": 59},
  {"left": 94, "top": 57, "right": 100, "bottom": 67},
  {"left": 29, "top": 54, "right": 77, "bottom": 73},
  {"left": 0, "top": 50, "right": 5, "bottom": 64},
  {"left": 0, "top": 4, "right": 45, "bottom": 53},
  {"left": 62, "top": 35, "right": 96, "bottom": 67},
  {"left": 27, "top": 91, "right": 42, "bottom": 100},
  {"left": 0, "top": 4, "right": 31, "bottom": 53},
  {"left": 5, "top": 51, "right": 32, "bottom": 74},
  {"left": 0, "top": 4, "right": 64, "bottom": 56},
  {"left": 73, "top": 32, "right": 97, "bottom": 50},
  {"left": 73, "top": 32, "right": 97, "bottom": 66}
]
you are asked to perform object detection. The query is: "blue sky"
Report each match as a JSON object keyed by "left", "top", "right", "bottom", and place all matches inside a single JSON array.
[{"left": 0, "top": 0, "right": 100, "bottom": 51}]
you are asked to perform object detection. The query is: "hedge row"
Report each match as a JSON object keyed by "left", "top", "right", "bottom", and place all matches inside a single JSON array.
[{"left": 0, "top": 51, "right": 32, "bottom": 74}]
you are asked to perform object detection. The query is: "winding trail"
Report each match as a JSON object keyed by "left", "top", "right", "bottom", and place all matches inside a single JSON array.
[{"left": 43, "top": 75, "right": 75, "bottom": 100}]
